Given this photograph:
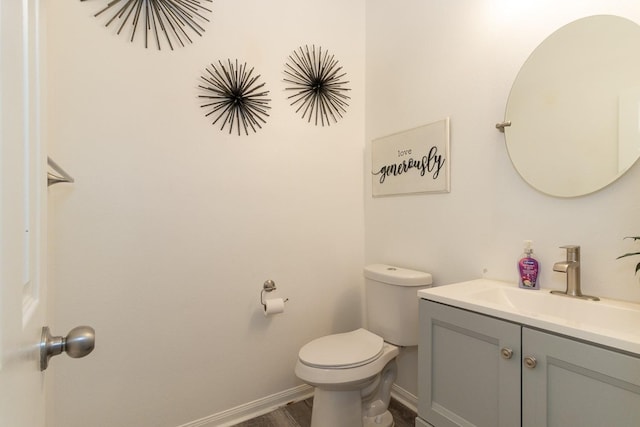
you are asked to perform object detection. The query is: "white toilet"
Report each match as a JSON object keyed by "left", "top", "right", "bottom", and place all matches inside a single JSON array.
[{"left": 295, "top": 264, "right": 433, "bottom": 427}]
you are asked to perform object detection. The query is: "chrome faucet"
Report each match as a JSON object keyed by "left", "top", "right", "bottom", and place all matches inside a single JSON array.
[{"left": 551, "top": 245, "right": 599, "bottom": 301}]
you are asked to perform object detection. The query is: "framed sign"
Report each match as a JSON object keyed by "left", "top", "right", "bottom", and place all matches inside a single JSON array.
[{"left": 371, "top": 118, "right": 450, "bottom": 197}]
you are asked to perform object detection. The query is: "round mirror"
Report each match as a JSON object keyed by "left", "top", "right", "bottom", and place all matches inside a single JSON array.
[{"left": 503, "top": 15, "right": 640, "bottom": 197}]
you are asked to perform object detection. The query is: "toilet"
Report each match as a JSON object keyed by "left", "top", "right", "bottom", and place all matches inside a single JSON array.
[{"left": 295, "top": 264, "right": 433, "bottom": 427}]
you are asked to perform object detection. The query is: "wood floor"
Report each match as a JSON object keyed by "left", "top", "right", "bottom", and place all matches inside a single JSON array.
[{"left": 232, "top": 397, "right": 416, "bottom": 427}]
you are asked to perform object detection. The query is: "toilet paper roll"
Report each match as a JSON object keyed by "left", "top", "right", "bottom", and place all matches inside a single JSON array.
[{"left": 263, "top": 298, "right": 285, "bottom": 316}]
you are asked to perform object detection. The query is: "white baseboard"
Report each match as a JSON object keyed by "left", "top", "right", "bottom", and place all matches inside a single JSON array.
[
  {"left": 177, "top": 383, "right": 416, "bottom": 427},
  {"left": 177, "top": 384, "right": 314, "bottom": 427},
  {"left": 391, "top": 384, "right": 418, "bottom": 413}
]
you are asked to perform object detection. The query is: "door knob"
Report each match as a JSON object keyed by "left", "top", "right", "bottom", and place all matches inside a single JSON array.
[{"left": 40, "top": 326, "right": 95, "bottom": 371}]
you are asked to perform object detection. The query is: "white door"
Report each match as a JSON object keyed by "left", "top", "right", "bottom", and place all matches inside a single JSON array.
[{"left": 0, "top": 0, "right": 47, "bottom": 426}]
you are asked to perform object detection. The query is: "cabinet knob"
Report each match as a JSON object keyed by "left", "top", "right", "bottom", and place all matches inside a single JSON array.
[
  {"left": 524, "top": 356, "right": 537, "bottom": 369},
  {"left": 501, "top": 347, "right": 513, "bottom": 359}
]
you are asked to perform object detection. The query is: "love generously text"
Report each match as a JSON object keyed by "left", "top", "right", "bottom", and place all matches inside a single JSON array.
[{"left": 372, "top": 146, "right": 445, "bottom": 184}]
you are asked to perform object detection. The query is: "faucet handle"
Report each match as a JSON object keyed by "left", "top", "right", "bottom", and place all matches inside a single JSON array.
[{"left": 560, "top": 245, "right": 580, "bottom": 261}]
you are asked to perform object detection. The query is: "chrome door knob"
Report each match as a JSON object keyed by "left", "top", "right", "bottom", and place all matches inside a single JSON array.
[{"left": 40, "top": 326, "right": 95, "bottom": 371}]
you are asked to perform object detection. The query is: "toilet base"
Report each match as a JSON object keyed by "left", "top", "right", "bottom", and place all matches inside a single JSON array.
[
  {"left": 310, "top": 388, "right": 363, "bottom": 427},
  {"left": 309, "top": 389, "right": 396, "bottom": 427},
  {"left": 298, "top": 340, "right": 400, "bottom": 427},
  {"left": 363, "top": 410, "right": 394, "bottom": 427}
]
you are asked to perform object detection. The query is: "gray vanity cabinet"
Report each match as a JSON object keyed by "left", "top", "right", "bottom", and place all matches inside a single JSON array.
[
  {"left": 522, "top": 327, "right": 640, "bottom": 427},
  {"left": 417, "top": 300, "right": 521, "bottom": 427},
  {"left": 418, "top": 299, "right": 640, "bottom": 427}
]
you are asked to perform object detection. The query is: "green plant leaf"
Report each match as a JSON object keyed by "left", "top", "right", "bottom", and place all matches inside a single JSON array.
[{"left": 618, "top": 237, "right": 640, "bottom": 276}]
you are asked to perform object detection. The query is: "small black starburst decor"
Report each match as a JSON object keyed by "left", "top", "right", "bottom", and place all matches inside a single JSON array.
[
  {"left": 197, "top": 59, "right": 271, "bottom": 136},
  {"left": 80, "top": 0, "right": 213, "bottom": 50},
  {"left": 284, "top": 45, "right": 351, "bottom": 126}
]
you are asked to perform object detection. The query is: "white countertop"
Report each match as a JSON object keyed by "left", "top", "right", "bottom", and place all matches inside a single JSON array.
[{"left": 418, "top": 279, "right": 640, "bottom": 356}]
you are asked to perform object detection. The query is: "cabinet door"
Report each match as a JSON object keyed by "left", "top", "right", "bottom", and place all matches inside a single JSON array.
[
  {"left": 418, "top": 300, "right": 521, "bottom": 427},
  {"left": 522, "top": 327, "right": 640, "bottom": 427}
]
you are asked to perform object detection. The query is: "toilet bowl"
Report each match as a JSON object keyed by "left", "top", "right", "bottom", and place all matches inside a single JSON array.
[
  {"left": 295, "top": 329, "right": 400, "bottom": 427},
  {"left": 295, "top": 264, "right": 433, "bottom": 427}
]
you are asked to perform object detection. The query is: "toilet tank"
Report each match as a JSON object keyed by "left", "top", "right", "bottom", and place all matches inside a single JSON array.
[{"left": 364, "top": 264, "right": 433, "bottom": 346}]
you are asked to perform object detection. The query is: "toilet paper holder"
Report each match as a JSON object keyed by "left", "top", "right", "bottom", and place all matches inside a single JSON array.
[{"left": 261, "top": 279, "right": 288, "bottom": 308}]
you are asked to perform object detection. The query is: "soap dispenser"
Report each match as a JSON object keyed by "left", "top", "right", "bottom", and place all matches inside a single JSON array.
[{"left": 518, "top": 240, "right": 540, "bottom": 289}]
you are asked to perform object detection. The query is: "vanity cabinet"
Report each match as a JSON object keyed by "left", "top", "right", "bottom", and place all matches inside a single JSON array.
[
  {"left": 416, "top": 300, "right": 521, "bottom": 427},
  {"left": 522, "top": 327, "right": 640, "bottom": 427},
  {"left": 417, "top": 299, "right": 640, "bottom": 427}
]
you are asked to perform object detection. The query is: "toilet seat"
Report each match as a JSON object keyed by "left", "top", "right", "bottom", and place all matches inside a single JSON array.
[{"left": 299, "top": 328, "right": 384, "bottom": 369}]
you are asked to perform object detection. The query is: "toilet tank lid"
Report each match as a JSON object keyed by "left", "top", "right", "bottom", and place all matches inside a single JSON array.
[{"left": 364, "top": 264, "right": 433, "bottom": 286}]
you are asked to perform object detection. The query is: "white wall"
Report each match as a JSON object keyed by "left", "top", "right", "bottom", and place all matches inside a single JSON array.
[
  {"left": 45, "top": 1, "right": 365, "bottom": 426},
  {"left": 45, "top": 0, "right": 640, "bottom": 423},
  {"left": 366, "top": 0, "right": 640, "bottom": 397}
]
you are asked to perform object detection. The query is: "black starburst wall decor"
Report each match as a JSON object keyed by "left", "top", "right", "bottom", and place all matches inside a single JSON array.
[
  {"left": 80, "top": 0, "right": 213, "bottom": 50},
  {"left": 284, "top": 45, "right": 351, "bottom": 126},
  {"left": 198, "top": 59, "right": 271, "bottom": 136}
]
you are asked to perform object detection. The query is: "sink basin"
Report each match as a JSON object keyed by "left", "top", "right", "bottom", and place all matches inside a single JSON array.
[{"left": 418, "top": 279, "right": 640, "bottom": 355}]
